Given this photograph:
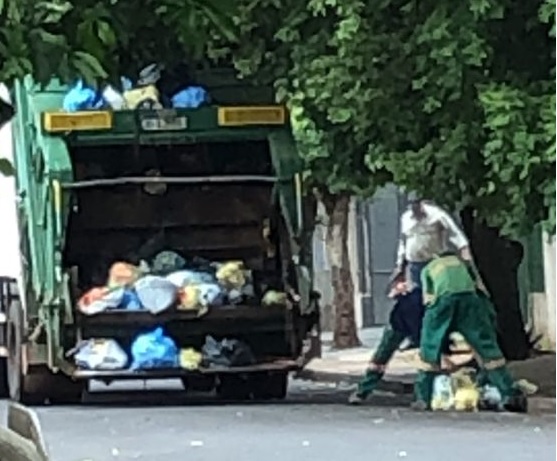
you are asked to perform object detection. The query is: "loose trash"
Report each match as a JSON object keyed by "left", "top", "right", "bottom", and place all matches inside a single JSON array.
[
  {"left": 73, "top": 339, "right": 128, "bottom": 370},
  {"left": 201, "top": 335, "right": 256, "bottom": 368},
  {"left": 179, "top": 348, "right": 203, "bottom": 370},
  {"left": 516, "top": 378, "right": 539, "bottom": 396},
  {"left": 63, "top": 80, "right": 106, "bottom": 112},
  {"left": 130, "top": 327, "right": 179, "bottom": 369},
  {"left": 134, "top": 275, "right": 177, "bottom": 314}
]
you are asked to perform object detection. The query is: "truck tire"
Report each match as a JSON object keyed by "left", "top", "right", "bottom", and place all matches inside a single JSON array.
[
  {"left": 7, "top": 300, "right": 84, "bottom": 405},
  {"left": 251, "top": 372, "right": 288, "bottom": 400},
  {"left": 6, "top": 299, "right": 39, "bottom": 404}
]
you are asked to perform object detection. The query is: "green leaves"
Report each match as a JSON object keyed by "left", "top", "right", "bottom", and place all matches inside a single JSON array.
[{"left": 0, "top": 0, "right": 238, "bottom": 85}]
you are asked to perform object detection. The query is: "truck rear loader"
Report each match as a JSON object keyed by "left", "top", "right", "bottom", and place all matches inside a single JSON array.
[{"left": 0, "top": 71, "right": 320, "bottom": 404}]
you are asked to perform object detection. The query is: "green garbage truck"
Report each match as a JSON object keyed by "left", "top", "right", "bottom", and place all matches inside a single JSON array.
[{"left": 0, "top": 71, "right": 320, "bottom": 404}]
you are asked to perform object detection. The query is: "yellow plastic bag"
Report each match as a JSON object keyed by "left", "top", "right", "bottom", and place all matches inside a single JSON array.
[
  {"left": 178, "top": 285, "right": 200, "bottom": 310},
  {"left": 216, "top": 261, "right": 246, "bottom": 290},
  {"left": 180, "top": 348, "right": 202, "bottom": 370},
  {"left": 262, "top": 290, "right": 288, "bottom": 307}
]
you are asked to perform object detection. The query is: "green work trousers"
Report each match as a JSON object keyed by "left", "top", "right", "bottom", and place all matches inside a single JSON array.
[
  {"left": 356, "top": 327, "right": 406, "bottom": 398},
  {"left": 414, "top": 292, "right": 517, "bottom": 406}
]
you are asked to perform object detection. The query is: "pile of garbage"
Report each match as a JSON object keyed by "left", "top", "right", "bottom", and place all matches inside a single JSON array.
[
  {"left": 77, "top": 250, "right": 289, "bottom": 316},
  {"left": 78, "top": 250, "right": 267, "bottom": 315},
  {"left": 71, "top": 330, "right": 256, "bottom": 372},
  {"left": 431, "top": 367, "right": 539, "bottom": 412},
  {"left": 63, "top": 63, "right": 210, "bottom": 112}
]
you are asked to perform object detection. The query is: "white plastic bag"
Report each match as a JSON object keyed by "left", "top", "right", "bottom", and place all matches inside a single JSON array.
[
  {"left": 430, "top": 374, "right": 454, "bottom": 411},
  {"left": 134, "top": 275, "right": 178, "bottom": 314},
  {"left": 74, "top": 339, "right": 128, "bottom": 370}
]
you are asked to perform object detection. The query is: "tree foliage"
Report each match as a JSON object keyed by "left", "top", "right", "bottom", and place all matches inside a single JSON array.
[
  {"left": 206, "top": 0, "right": 555, "bottom": 238},
  {"left": 0, "top": 0, "right": 236, "bottom": 86}
]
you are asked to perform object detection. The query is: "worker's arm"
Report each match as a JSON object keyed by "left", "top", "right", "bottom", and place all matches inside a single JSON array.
[
  {"left": 396, "top": 235, "right": 406, "bottom": 269},
  {"left": 421, "top": 266, "right": 435, "bottom": 306}
]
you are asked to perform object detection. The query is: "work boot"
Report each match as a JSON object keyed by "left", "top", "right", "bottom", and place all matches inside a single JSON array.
[
  {"left": 348, "top": 391, "right": 366, "bottom": 405},
  {"left": 410, "top": 400, "right": 428, "bottom": 412}
]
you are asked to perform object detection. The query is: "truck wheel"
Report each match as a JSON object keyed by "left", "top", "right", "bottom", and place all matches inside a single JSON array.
[
  {"left": 7, "top": 300, "right": 83, "bottom": 404},
  {"left": 6, "top": 299, "right": 39, "bottom": 404},
  {"left": 252, "top": 372, "right": 288, "bottom": 400},
  {"left": 216, "top": 375, "right": 251, "bottom": 401}
]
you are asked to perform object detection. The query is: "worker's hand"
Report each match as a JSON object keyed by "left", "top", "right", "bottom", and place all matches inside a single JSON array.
[
  {"left": 388, "top": 281, "right": 408, "bottom": 299},
  {"left": 459, "top": 246, "right": 472, "bottom": 261}
]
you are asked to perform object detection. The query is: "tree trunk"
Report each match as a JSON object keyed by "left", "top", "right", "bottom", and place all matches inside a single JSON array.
[
  {"left": 323, "top": 193, "right": 361, "bottom": 349},
  {"left": 460, "top": 208, "right": 530, "bottom": 360}
]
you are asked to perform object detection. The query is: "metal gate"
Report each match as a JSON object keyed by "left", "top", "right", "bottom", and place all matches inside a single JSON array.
[{"left": 358, "top": 184, "right": 407, "bottom": 327}]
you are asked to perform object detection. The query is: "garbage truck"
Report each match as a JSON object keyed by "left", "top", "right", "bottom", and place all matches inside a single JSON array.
[{"left": 0, "top": 70, "right": 321, "bottom": 404}]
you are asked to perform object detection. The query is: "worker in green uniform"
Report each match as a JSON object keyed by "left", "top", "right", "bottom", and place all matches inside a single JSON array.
[{"left": 412, "top": 251, "right": 527, "bottom": 412}]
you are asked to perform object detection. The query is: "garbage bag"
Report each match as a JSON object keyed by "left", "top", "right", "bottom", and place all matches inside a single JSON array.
[
  {"left": 430, "top": 374, "right": 454, "bottom": 411},
  {"left": 216, "top": 261, "right": 246, "bottom": 290},
  {"left": 103, "top": 85, "right": 126, "bottom": 110},
  {"left": 262, "top": 290, "right": 288, "bottom": 307},
  {"left": 480, "top": 384, "right": 503, "bottom": 410},
  {"left": 63, "top": 80, "right": 106, "bottom": 112},
  {"left": 166, "top": 269, "right": 216, "bottom": 287},
  {"left": 74, "top": 339, "right": 128, "bottom": 370},
  {"left": 180, "top": 348, "right": 202, "bottom": 370},
  {"left": 171, "top": 86, "right": 209, "bottom": 109},
  {"left": 201, "top": 335, "right": 256, "bottom": 368},
  {"left": 123, "top": 85, "right": 162, "bottom": 110},
  {"left": 151, "top": 251, "right": 187, "bottom": 275},
  {"left": 108, "top": 261, "right": 143, "bottom": 288},
  {"left": 197, "top": 283, "right": 224, "bottom": 307},
  {"left": 121, "top": 288, "right": 143, "bottom": 311},
  {"left": 78, "top": 287, "right": 124, "bottom": 315},
  {"left": 130, "top": 327, "right": 179, "bottom": 369},
  {"left": 134, "top": 275, "right": 178, "bottom": 314},
  {"left": 178, "top": 285, "right": 200, "bottom": 310},
  {"left": 137, "top": 63, "right": 163, "bottom": 86}
]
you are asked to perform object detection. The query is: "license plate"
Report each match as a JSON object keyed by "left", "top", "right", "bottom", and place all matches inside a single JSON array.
[{"left": 140, "top": 114, "right": 188, "bottom": 131}]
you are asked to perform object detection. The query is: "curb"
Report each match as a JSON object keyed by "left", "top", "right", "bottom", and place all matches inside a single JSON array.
[
  {"left": 296, "top": 369, "right": 415, "bottom": 394},
  {"left": 297, "top": 369, "right": 556, "bottom": 415}
]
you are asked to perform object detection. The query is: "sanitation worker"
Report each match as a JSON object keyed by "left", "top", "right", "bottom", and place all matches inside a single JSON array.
[{"left": 411, "top": 251, "right": 527, "bottom": 412}]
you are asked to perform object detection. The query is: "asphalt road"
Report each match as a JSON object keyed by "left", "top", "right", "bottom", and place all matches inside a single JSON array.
[{"left": 3, "top": 379, "right": 555, "bottom": 461}]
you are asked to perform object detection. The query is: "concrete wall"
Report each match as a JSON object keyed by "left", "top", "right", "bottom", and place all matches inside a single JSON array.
[{"left": 528, "top": 232, "right": 556, "bottom": 352}]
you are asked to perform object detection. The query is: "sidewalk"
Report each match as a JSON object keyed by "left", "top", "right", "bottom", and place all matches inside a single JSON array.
[{"left": 299, "top": 328, "right": 556, "bottom": 414}]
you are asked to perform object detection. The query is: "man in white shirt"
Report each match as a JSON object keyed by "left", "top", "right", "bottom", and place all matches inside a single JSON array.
[{"left": 394, "top": 194, "right": 472, "bottom": 289}]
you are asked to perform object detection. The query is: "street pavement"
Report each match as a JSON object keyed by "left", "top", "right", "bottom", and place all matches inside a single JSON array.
[{"left": 1, "top": 378, "right": 554, "bottom": 461}]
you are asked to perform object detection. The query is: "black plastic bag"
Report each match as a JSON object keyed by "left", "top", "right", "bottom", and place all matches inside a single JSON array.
[{"left": 201, "top": 336, "right": 256, "bottom": 368}]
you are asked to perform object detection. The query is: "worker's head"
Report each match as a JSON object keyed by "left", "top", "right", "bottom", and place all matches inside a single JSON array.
[{"left": 407, "top": 192, "right": 424, "bottom": 217}]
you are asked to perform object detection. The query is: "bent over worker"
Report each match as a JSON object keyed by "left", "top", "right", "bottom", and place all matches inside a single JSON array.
[{"left": 412, "top": 252, "right": 527, "bottom": 412}]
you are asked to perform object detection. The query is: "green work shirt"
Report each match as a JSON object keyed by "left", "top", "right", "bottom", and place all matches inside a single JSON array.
[{"left": 421, "top": 255, "right": 477, "bottom": 305}]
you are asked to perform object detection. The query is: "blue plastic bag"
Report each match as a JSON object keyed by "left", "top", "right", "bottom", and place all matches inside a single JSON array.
[
  {"left": 63, "top": 80, "right": 106, "bottom": 112},
  {"left": 120, "top": 289, "right": 143, "bottom": 311},
  {"left": 130, "top": 327, "right": 179, "bottom": 370},
  {"left": 171, "top": 86, "right": 208, "bottom": 109}
]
